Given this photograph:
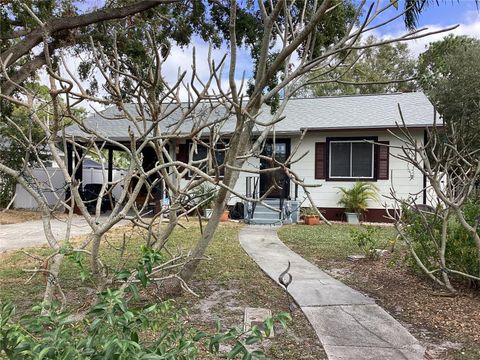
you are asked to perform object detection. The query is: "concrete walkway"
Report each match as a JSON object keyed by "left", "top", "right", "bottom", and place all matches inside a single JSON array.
[
  {"left": 0, "top": 216, "right": 129, "bottom": 251},
  {"left": 239, "top": 225, "right": 425, "bottom": 360}
]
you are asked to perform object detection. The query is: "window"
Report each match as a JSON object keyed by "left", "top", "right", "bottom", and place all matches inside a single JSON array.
[
  {"left": 189, "top": 142, "right": 226, "bottom": 177},
  {"left": 329, "top": 139, "right": 374, "bottom": 179}
]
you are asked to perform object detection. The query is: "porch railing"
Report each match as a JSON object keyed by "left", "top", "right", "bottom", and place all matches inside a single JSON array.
[{"left": 245, "top": 176, "right": 299, "bottom": 222}]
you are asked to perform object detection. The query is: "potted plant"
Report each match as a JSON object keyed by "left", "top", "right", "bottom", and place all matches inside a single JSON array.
[
  {"left": 301, "top": 206, "right": 320, "bottom": 225},
  {"left": 192, "top": 183, "right": 217, "bottom": 218},
  {"left": 337, "top": 181, "right": 379, "bottom": 224},
  {"left": 220, "top": 208, "right": 230, "bottom": 222}
]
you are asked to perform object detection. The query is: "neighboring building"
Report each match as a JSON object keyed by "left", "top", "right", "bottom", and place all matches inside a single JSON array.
[
  {"left": 14, "top": 158, "right": 126, "bottom": 210},
  {"left": 63, "top": 92, "right": 438, "bottom": 223}
]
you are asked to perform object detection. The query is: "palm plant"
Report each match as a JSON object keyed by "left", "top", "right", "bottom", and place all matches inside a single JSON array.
[
  {"left": 192, "top": 183, "right": 218, "bottom": 211},
  {"left": 337, "top": 181, "right": 379, "bottom": 214}
]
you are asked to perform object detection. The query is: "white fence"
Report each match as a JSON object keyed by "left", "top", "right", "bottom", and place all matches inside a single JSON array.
[{"left": 14, "top": 167, "right": 125, "bottom": 210}]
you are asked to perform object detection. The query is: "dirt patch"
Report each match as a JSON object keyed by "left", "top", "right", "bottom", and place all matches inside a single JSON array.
[
  {"left": 0, "top": 209, "right": 42, "bottom": 224},
  {"left": 0, "top": 209, "right": 68, "bottom": 224},
  {"left": 312, "top": 254, "right": 480, "bottom": 359},
  {"left": 181, "top": 280, "right": 327, "bottom": 359}
]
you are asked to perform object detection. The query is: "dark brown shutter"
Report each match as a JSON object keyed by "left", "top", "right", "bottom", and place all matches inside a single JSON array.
[
  {"left": 315, "top": 142, "right": 326, "bottom": 179},
  {"left": 377, "top": 141, "right": 389, "bottom": 180},
  {"left": 176, "top": 143, "right": 188, "bottom": 176},
  {"left": 176, "top": 143, "right": 188, "bottom": 163}
]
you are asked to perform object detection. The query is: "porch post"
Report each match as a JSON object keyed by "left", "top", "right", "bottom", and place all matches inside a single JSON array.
[
  {"left": 66, "top": 144, "right": 73, "bottom": 177},
  {"left": 65, "top": 145, "right": 73, "bottom": 209},
  {"left": 75, "top": 147, "right": 83, "bottom": 186},
  {"left": 108, "top": 148, "right": 113, "bottom": 184}
]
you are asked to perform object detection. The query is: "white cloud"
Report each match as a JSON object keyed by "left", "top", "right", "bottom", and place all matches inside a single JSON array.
[
  {"left": 160, "top": 38, "right": 252, "bottom": 101},
  {"left": 381, "top": 11, "right": 480, "bottom": 57},
  {"left": 36, "top": 37, "right": 254, "bottom": 113}
]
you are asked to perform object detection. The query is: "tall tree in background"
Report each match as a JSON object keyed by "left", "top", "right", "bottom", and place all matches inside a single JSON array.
[
  {"left": 418, "top": 35, "right": 480, "bottom": 150},
  {"left": 0, "top": 0, "right": 214, "bottom": 97},
  {"left": 302, "top": 35, "right": 417, "bottom": 96},
  {"left": 0, "top": 83, "right": 85, "bottom": 207}
]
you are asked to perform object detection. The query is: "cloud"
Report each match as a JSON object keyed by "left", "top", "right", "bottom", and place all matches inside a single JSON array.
[
  {"left": 36, "top": 37, "right": 254, "bottom": 113},
  {"left": 381, "top": 11, "right": 480, "bottom": 57},
  {"left": 160, "top": 38, "right": 253, "bottom": 100}
]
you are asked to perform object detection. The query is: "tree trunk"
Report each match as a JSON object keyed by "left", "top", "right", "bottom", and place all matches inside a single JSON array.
[{"left": 41, "top": 253, "right": 65, "bottom": 315}]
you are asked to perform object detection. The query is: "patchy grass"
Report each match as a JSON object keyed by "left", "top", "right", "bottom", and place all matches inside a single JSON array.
[
  {"left": 278, "top": 223, "right": 480, "bottom": 360},
  {"left": 0, "top": 221, "right": 325, "bottom": 359},
  {"left": 278, "top": 222, "right": 396, "bottom": 263}
]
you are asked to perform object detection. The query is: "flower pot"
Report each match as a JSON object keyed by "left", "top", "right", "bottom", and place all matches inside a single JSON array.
[
  {"left": 345, "top": 212, "right": 360, "bottom": 224},
  {"left": 220, "top": 210, "right": 230, "bottom": 222},
  {"left": 204, "top": 209, "right": 213, "bottom": 218},
  {"left": 304, "top": 215, "right": 320, "bottom": 225}
]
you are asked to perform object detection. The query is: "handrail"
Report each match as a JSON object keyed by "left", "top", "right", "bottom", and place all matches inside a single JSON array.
[{"left": 245, "top": 176, "right": 260, "bottom": 221}]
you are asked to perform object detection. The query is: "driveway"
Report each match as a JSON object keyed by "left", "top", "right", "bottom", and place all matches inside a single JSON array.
[{"left": 0, "top": 215, "right": 129, "bottom": 251}]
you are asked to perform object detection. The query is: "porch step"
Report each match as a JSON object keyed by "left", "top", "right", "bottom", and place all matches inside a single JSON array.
[
  {"left": 249, "top": 198, "right": 283, "bottom": 225},
  {"left": 252, "top": 211, "right": 281, "bottom": 220},
  {"left": 245, "top": 198, "right": 299, "bottom": 225},
  {"left": 248, "top": 218, "right": 283, "bottom": 225}
]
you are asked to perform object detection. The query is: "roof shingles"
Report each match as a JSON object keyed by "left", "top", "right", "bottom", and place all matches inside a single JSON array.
[{"left": 65, "top": 92, "right": 437, "bottom": 140}]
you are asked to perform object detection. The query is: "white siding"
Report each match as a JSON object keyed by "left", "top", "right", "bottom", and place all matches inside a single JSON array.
[
  {"left": 228, "top": 157, "right": 260, "bottom": 205},
  {"left": 174, "top": 129, "right": 427, "bottom": 209},
  {"left": 289, "top": 129, "right": 425, "bottom": 209}
]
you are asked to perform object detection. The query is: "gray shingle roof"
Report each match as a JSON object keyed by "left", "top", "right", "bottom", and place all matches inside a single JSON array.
[{"left": 65, "top": 92, "right": 437, "bottom": 140}]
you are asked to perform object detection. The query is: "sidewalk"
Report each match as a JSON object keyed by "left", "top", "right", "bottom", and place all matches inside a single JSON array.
[{"left": 239, "top": 225, "right": 425, "bottom": 360}]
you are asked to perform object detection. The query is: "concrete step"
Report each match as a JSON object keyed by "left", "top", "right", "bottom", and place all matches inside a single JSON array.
[
  {"left": 248, "top": 218, "right": 283, "bottom": 225},
  {"left": 258, "top": 198, "right": 281, "bottom": 205},
  {"left": 252, "top": 211, "right": 281, "bottom": 220},
  {"left": 254, "top": 204, "right": 281, "bottom": 211}
]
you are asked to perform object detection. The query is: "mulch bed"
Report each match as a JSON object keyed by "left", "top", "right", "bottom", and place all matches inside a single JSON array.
[{"left": 315, "top": 254, "right": 480, "bottom": 359}]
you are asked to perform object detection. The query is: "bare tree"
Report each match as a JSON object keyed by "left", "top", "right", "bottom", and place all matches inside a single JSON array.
[
  {"left": 386, "top": 111, "right": 480, "bottom": 293},
  {"left": 0, "top": 0, "right": 454, "bottom": 310}
]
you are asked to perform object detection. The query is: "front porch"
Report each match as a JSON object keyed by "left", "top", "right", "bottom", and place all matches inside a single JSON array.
[{"left": 243, "top": 176, "right": 300, "bottom": 225}]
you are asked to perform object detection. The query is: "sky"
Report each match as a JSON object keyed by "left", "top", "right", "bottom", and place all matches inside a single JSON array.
[
  {"left": 147, "top": 0, "right": 480, "bottom": 102},
  {"left": 370, "top": 0, "right": 480, "bottom": 55},
  {"left": 42, "top": 0, "right": 480, "bottom": 111}
]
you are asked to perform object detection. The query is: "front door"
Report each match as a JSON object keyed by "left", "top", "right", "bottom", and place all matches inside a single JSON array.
[{"left": 259, "top": 139, "right": 290, "bottom": 198}]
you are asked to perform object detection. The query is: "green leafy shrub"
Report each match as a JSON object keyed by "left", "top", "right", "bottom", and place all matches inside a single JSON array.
[
  {"left": 300, "top": 206, "right": 318, "bottom": 216},
  {"left": 402, "top": 198, "right": 480, "bottom": 287},
  {"left": 1, "top": 243, "right": 291, "bottom": 359},
  {"left": 191, "top": 183, "right": 218, "bottom": 211},
  {"left": 0, "top": 290, "right": 290, "bottom": 359},
  {"left": 350, "top": 226, "right": 385, "bottom": 259}
]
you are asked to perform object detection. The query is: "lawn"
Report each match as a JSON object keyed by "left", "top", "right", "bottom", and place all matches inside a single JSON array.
[
  {"left": 278, "top": 222, "right": 396, "bottom": 262},
  {"left": 0, "top": 221, "right": 324, "bottom": 359},
  {"left": 278, "top": 223, "right": 480, "bottom": 360}
]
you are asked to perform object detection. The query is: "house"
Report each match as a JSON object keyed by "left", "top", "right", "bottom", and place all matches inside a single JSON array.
[{"left": 63, "top": 92, "right": 437, "bottom": 223}]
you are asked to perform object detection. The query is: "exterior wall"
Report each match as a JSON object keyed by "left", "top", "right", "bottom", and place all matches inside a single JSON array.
[
  {"left": 177, "top": 155, "right": 260, "bottom": 206},
  {"left": 179, "top": 128, "right": 427, "bottom": 222},
  {"left": 289, "top": 129, "right": 426, "bottom": 221},
  {"left": 228, "top": 157, "right": 260, "bottom": 205}
]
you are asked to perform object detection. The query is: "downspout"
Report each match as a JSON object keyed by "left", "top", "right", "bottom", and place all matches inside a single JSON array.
[{"left": 423, "top": 129, "right": 427, "bottom": 205}]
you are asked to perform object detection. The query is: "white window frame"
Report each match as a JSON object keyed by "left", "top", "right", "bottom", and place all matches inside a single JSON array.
[{"left": 328, "top": 140, "right": 375, "bottom": 179}]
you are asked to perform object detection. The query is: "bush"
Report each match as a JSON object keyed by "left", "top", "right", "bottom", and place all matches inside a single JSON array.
[
  {"left": 350, "top": 226, "right": 385, "bottom": 260},
  {"left": 0, "top": 245, "right": 291, "bottom": 359},
  {"left": 402, "top": 198, "right": 480, "bottom": 287},
  {"left": 0, "top": 289, "right": 290, "bottom": 359}
]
